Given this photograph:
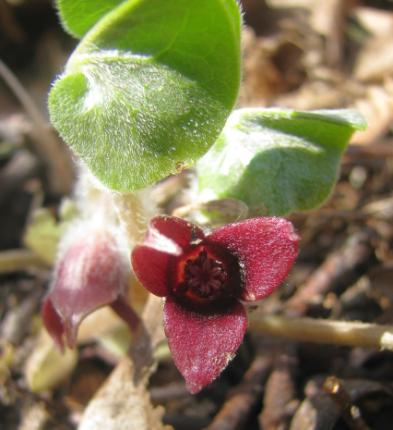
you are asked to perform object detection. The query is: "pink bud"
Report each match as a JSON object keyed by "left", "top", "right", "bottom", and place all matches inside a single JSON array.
[{"left": 42, "top": 225, "right": 134, "bottom": 350}]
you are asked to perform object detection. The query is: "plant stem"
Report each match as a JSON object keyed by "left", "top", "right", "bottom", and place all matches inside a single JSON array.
[
  {"left": 112, "top": 190, "right": 155, "bottom": 244},
  {"left": 249, "top": 314, "right": 393, "bottom": 350},
  {"left": 0, "top": 249, "right": 44, "bottom": 274}
]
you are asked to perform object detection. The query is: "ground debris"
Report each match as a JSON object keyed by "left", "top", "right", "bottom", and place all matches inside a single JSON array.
[{"left": 2, "top": 0, "right": 393, "bottom": 429}]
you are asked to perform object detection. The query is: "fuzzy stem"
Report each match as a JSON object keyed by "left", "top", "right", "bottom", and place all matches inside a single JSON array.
[
  {"left": 111, "top": 191, "right": 155, "bottom": 245},
  {"left": 249, "top": 314, "right": 393, "bottom": 350},
  {"left": 0, "top": 249, "right": 44, "bottom": 274}
]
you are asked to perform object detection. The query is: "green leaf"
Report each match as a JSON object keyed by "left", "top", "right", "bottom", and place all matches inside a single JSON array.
[
  {"left": 49, "top": 0, "right": 241, "bottom": 191},
  {"left": 197, "top": 108, "right": 366, "bottom": 216},
  {"left": 56, "top": 0, "right": 125, "bottom": 38}
]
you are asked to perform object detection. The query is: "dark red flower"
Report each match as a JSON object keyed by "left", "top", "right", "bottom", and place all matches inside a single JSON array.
[
  {"left": 42, "top": 225, "right": 138, "bottom": 351},
  {"left": 131, "top": 216, "right": 298, "bottom": 393}
]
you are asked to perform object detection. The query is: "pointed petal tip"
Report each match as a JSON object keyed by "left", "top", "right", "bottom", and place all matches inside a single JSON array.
[
  {"left": 164, "top": 298, "right": 247, "bottom": 393},
  {"left": 184, "top": 350, "right": 237, "bottom": 394},
  {"left": 42, "top": 296, "right": 81, "bottom": 351},
  {"left": 64, "top": 319, "right": 79, "bottom": 350},
  {"left": 41, "top": 297, "right": 66, "bottom": 352}
]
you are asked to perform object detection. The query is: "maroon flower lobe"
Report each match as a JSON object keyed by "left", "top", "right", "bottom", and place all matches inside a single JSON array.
[
  {"left": 208, "top": 217, "right": 299, "bottom": 301},
  {"left": 164, "top": 297, "right": 247, "bottom": 394},
  {"left": 132, "top": 216, "right": 205, "bottom": 298}
]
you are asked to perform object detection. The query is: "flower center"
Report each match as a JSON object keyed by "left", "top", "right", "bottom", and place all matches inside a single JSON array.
[
  {"left": 184, "top": 250, "right": 228, "bottom": 299},
  {"left": 172, "top": 244, "right": 241, "bottom": 306}
]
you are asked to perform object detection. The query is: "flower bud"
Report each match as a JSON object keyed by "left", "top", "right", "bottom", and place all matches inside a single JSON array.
[{"left": 42, "top": 223, "right": 134, "bottom": 350}]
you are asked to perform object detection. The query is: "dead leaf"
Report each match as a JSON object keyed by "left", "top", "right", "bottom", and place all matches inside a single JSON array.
[
  {"left": 267, "top": 0, "right": 314, "bottom": 8},
  {"left": 351, "top": 83, "right": 393, "bottom": 144},
  {"left": 239, "top": 27, "right": 305, "bottom": 106},
  {"left": 78, "top": 296, "right": 167, "bottom": 430},
  {"left": 275, "top": 80, "right": 346, "bottom": 109},
  {"left": 290, "top": 393, "right": 340, "bottom": 430},
  {"left": 309, "top": 0, "right": 348, "bottom": 65},
  {"left": 239, "top": 27, "right": 285, "bottom": 105},
  {"left": 354, "top": 7, "right": 393, "bottom": 38},
  {"left": 77, "top": 307, "right": 133, "bottom": 356},
  {"left": 17, "top": 401, "right": 49, "bottom": 430},
  {"left": 354, "top": 33, "right": 393, "bottom": 81},
  {"left": 78, "top": 358, "right": 172, "bottom": 430},
  {"left": 25, "top": 330, "right": 78, "bottom": 392}
]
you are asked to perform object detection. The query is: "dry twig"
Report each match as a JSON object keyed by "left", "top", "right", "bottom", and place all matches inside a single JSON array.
[
  {"left": 324, "top": 376, "right": 370, "bottom": 430},
  {"left": 206, "top": 351, "right": 272, "bottom": 430},
  {"left": 250, "top": 314, "right": 393, "bottom": 351},
  {"left": 0, "top": 249, "right": 45, "bottom": 275},
  {"left": 259, "top": 345, "right": 298, "bottom": 430},
  {"left": 286, "top": 230, "right": 374, "bottom": 316},
  {"left": 0, "top": 59, "right": 74, "bottom": 195}
]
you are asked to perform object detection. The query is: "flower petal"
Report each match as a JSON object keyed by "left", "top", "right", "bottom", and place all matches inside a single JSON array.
[
  {"left": 46, "top": 228, "right": 129, "bottom": 347},
  {"left": 208, "top": 217, "right": 298, "bottom": 301},
  {"left": 42, "top": 297, "right": 66, "bottom": 351},
  {"left": 132, "top": 216, "right": 206, "bottom": 297},
  {"left": 131, "top": 245, "right": 173, "bottom": 297},
  {"left": 148, "top": 216, "right": 204, "bottom": 249},
  {"left": 163, "top": 297, "right": 247, "bottom": 393}
]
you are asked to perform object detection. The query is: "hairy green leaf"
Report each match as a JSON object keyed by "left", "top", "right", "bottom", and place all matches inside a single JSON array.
[
  {"left": 197, "top": 108, "right": 366, "bottom": 216},
  {"left": 50, "top": 0, "right": 241, "bottom": 191},
  {"left": 56, "top": 0, "right": 125, "bottom": 38}
]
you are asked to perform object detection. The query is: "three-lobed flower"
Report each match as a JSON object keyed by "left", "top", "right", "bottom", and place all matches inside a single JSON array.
[{"left": 132, "top": 215, "right": 298, "bottom": 393}]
